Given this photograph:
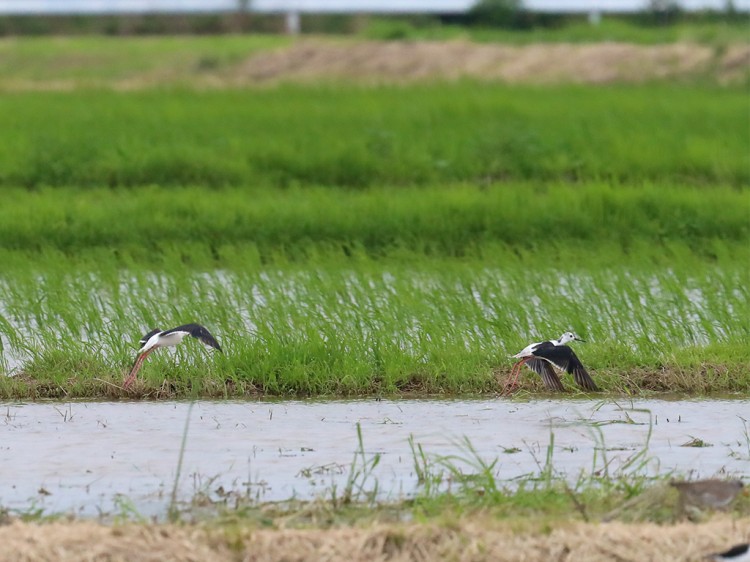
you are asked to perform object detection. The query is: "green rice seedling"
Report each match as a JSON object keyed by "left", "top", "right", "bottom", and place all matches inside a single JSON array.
[
  {"left": 408, "top": 435, "right": 442, "bottom": 495},
  {"left": 335, "top": 423, "right": 381, "bottom": 507},
  {"left": 585, "top": 404, "right": 656, "bottom": 496},
  {"left": 429, "top": 436, "right": 502, "bottom": 500},
  {"left": 112, "top": 495, "right": 149, "bottom": 525},
  {"left": 169, "top": 402, "right": 195, "bottom": 522},
  {"left": 0, "top": 244, "right": 747, "bottom": 398},
  {"left": 403, "top": 424, "right": 662, "bottom": 522},
  {"left": 0, "top": 84, "right": 747, "bottom": 188},
  {"left": 0, "top": 183, "right": 747, "bottom": 257}
]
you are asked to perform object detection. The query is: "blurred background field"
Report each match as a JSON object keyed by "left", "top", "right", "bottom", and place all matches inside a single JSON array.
[
  {"left": 0, "top": 0, "right": 747, "bottom": 397},
  {"left": 0, "top": 85, "right": 748, "bottom": 188}
]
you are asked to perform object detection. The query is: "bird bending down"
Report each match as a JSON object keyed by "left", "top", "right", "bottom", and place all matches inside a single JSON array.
[
  {"left": 504, "top": 332, "right": 599, "bottom": 394},
  {"left": 123, "top": 323, "right": 222, "bottom": 389}
]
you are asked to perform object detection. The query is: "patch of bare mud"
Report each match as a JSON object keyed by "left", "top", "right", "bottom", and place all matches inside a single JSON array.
[
  {"left": 236, "top": 40, "right": 748, "bottom": 85},
  {"left": 1, "top": 40, "right": 746, "bottom": 91},
  {"left": 0, "top": 516, "right": 747, "bottom": 562},
  {"left": 719, "top": 43, "right": 750, "bottom": 82}
]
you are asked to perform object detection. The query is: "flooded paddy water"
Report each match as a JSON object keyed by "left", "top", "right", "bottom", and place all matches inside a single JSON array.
[{"left": 1, "top": 397, "right": 748, "bottom": 520}]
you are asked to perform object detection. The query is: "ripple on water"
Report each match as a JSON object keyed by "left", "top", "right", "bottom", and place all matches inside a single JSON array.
[{"left": 1, "top": 397, "right": 748, "bottom": 519}]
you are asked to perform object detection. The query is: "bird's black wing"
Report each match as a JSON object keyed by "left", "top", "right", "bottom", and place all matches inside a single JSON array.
[
  {"left": 138, "top": 328, "right": 162, "bottom": 349},
  {"left": 525, "top": 358, "right": 565, "bottom": 392},
  {"left": 532, "top": 344, "right": 599, "bottom": 391},
  {"left": 164, "top": 324, "right": 222, "bottom": 352},
  {"left": 716, "top": 544, "right": 749, "bottom": 558},
  {"left": 566, "top": 350, "right": 599, "bottom": 391}
]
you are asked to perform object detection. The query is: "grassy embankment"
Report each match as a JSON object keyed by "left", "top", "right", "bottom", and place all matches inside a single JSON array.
[
  {"left": 0, "top": 28, "right": 748, "bottom": 92},
  {"left": 0, "top": 67, "right": 747, "bottom": 398},
  {"left": 362, "top": 15, "right": 750, "bottom": 45},
  {"left": 0, "top": 35, "right": 291, "bottom": 89}
]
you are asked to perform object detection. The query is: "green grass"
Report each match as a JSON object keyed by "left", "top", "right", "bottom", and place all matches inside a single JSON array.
[
  {"left": 0, "top": 61, "right": 746, "bottom": 399},
  {"left": 363, "top": 17, "right": 750, "bottom": 46},
  {"left": 0, "top": 35, "right": 290, "bottom": 84},
  {"left": 0, "top": 84, "right": 747, "bottom": 189},
  {"left": 0, "top": 180, "right": 747, "bottom": 398},
  {"left": 0, "top": 183, "right": 746, "bottom": 256},
  {"left": 1, "top": 243, "right": 747, "bottom": 398}
]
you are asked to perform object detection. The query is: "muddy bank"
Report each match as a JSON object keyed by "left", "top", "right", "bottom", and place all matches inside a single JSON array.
[
  {"left": 2, "top": 39, "right": 747, "bottom": 91},
  {"left": 0, "top": 517, "right": 747, "bottom": 562},
  {"left": 236, "top": 40, "right": 748, "bottom": 85}
]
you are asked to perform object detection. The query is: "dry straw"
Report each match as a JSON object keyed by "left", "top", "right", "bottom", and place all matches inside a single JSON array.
[{"left": 0, "top": 516, "right": 747, "bottom": 562}]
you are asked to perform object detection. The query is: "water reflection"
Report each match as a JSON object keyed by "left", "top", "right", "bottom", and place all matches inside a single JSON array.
[{"left": 1, "top": 397, "right": 747, "bottom": 519}]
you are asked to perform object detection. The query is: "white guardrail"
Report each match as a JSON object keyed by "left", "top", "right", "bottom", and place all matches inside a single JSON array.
[
  {"left": 0, "top": 1, "right": 746, "bottom": 15},
  {"left": 0, "top": 1, "right": 744, "bottom": 35}
]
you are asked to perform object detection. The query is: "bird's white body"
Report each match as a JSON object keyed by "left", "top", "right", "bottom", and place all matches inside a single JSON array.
[
  {"left": 141, "top": 330, "right": 189, "bottom": 353},
  {"left": 512, "top": 332, "right": 577, "bottom": 359}
]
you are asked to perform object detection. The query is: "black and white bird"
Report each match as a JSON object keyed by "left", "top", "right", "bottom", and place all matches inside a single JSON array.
[
  {"left": 123, "top": 324, "right": 222, "bottom": 389},
  {"left": 505, "top": 332, "right": 599, "bottom": 393},
  {"left": 708, "top": 544, "right": 750, "bottom": 562}
]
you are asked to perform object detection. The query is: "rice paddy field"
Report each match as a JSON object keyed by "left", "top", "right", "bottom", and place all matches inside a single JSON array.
[
  {"left": 0, "top": 78, "right": 747, "bottom": 397},
  {"left": 0, "top": 27, "right": 748, "bottom": 560}
]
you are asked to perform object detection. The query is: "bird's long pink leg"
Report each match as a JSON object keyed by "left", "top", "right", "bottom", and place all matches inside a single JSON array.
[
  {"left": 504, "top": 357, "right": 530, "bottom": 395},
  {"left": 123, "top": 349, "right": 153, "bottom": 389},
  {"left": 503, "top": 362, "right": 520, "bottom": 394}
]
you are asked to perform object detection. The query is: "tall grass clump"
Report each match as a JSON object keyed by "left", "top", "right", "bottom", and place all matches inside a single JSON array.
[{"left": 402, "top": 414, "right": 679, "bottom": 523}]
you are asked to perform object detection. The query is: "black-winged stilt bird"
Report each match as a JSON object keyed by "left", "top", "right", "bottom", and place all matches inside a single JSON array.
[
  {"left": 505, "top": 332, "right": 599, "bottom": 393},
  {"left": 709, "top": 544, "right": 750, "bottom": 562},
  {"left": 123, "top": 324, "right": 222, "bottom": 389}
]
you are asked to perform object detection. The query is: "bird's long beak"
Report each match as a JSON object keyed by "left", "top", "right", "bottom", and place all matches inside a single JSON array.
[{"left": 576, "top": 337, "right": 587, "bottom": 343}]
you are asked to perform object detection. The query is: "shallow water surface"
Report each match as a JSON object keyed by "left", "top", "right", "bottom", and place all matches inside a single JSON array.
[{"left": 1, "top": 398, "right": 748, "bottom": 519}]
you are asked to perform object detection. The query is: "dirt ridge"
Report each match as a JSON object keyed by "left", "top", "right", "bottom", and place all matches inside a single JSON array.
[{"left": 237, "top": 39, "right": 749, "bottom": 85}]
